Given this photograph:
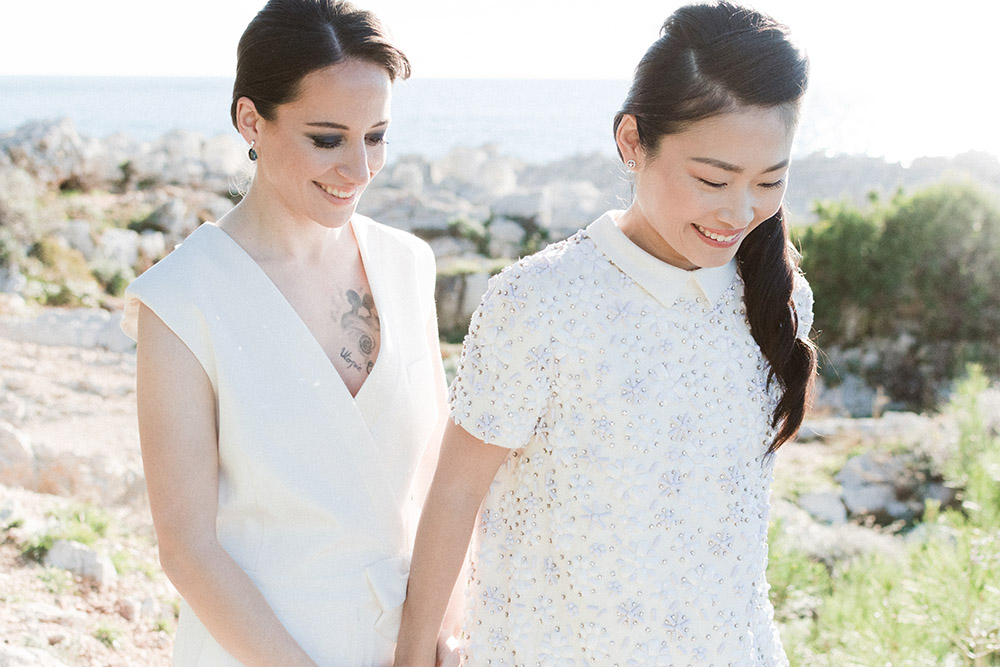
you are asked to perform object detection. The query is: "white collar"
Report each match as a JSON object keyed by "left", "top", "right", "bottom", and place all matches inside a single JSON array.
[{"left": 586, "top": 211, "right": 738, "bottom": 307}]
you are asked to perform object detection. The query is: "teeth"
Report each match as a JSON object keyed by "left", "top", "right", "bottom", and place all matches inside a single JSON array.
[
  {"left": 318, "top": 183, "right": 355, "bottom": 199},
  {"left": 696, "top": 224, "right": 741, "bottom": 242}
]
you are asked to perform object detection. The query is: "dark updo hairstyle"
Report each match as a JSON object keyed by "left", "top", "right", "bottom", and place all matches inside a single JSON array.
[
  {"left": 230, "top": 0, "right": 411, "bottom": 128},
  {"left": 614, "top": 1, "right": 816, "bottom": 452}
]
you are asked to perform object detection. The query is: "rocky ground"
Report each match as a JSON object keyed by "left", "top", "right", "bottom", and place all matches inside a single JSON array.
[{"left": 0, "top": 336, "right": 174, "bottom": 666}]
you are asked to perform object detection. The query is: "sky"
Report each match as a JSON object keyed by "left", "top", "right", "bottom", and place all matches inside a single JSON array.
[{"left": 1, "top": 0, "right": 997, "bottom": 159}]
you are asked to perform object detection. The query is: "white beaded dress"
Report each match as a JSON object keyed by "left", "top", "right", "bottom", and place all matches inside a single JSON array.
[
  {"left": 448, "top": 211, "right": 813, "bottom": 666},
  {"left": 122, "top": 215, "right": 446, "bottom": 666}
]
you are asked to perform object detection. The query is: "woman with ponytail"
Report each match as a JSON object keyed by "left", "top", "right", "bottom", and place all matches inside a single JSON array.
[{"left": 395, "top": 2, "right": 817, "bottom": 664}]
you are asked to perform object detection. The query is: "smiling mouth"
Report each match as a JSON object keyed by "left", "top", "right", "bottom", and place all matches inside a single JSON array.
[
  {"left": 316, "top": 182, "right": 357, "bottom": 200},
  {"left": 694, "top": 224, "right": 743, "bottom": 245}
]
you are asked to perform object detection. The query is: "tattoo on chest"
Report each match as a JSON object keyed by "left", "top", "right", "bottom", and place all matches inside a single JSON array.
[{"left": 339, "top": 289, "right": 380, "bottom": 374}]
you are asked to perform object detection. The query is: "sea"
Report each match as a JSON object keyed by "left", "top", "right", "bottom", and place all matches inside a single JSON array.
[{"left": 0, "top": 75, "right": 988, "bottom": 165}]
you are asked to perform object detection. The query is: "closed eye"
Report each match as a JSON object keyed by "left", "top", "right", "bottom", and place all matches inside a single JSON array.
[
  {"left": 697, "top": 178, "right": 727, "bottom": 189},
  {"left": 759, "top": 180, "right": 785, "bottom": 190},
  {"left": 365, "top": 133, "right": 387, "bottom": 146},
  {"left": 308, "top": 134, "right": 343, "bottom": 149}
]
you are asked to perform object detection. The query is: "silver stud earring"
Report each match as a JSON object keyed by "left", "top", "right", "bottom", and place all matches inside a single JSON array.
[
  {"left": 626, "top": 159, "right": 636, "bottom": 170},
  {"left": 248, "top": 140, "right": 258, "bottom": 161}
]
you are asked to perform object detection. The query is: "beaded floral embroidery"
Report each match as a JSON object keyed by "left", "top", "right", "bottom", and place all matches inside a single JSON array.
[{"left": 450, "top": 221, "right": 813, "bottom": 666}]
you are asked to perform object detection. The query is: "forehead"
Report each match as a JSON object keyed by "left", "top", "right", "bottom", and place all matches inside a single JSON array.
[
  {"left": 279, "top": 59, "right": 392, "bottom": 121},
  {"left": 657, "top": 106, "right": 796, "bottom": 170}
]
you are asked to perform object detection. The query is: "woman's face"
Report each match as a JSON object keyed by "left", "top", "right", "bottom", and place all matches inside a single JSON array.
[
  {"left": 251, "top": 59, "right": 392, "bottom": 229},
  {"left": 618, "top": 105, "right": 795, "bottom": 270}
]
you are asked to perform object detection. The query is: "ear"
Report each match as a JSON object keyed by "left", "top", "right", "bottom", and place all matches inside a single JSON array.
[
  {"left": 615, "top": 114, "right": 642, "bottom": 167},
  {"left": 235, "top": 96, "right": 263, "bottom": 145}
]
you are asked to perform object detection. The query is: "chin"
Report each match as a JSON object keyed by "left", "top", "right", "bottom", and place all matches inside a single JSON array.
[{"left": 692, "top": 250, "right": 739, "bottom": 269}]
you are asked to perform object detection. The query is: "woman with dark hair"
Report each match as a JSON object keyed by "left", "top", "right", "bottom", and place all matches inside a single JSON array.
[
  {"left": 394, "top": 2, "right": 817, "bottom": 664},
  {"left": 120, "top": 1, "right": 448, "bottom": 665}
]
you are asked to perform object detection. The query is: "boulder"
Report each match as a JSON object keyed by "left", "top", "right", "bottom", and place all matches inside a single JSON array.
[
  {"left": 427, "top": 236, "right": 478, "bottom": 260},
  {"left": 385, "top": 159, "right": 427, "bottom": 193},
  {"left": 359, "top": 189, "right": 487, "bottom": 235},
  {"left": 545, "top": 180, "right": 612, "bottom": 238},
  {"left": 0, "top": 118, "right": 89, "bottom": 190},
  {"left": 43, "top": 540, "right": 117, "bottom": 588},
  {"left": 96, "top": 228, "right": 141, "bottom": 269},
  {"left": 771, "top": 498, "right": 903, "bottom": 567},
  {"left": 490, "top": 190, "right": 551, "bottom": 229},
  {"left": 429, "top": 145, "right": 519, "bottom": 200},
  {"left": 487, "top": 218, "right": 526, "bottom": 259},
  {"left": 201, "top": 134, "right": 246, "bottom": 193},
  {"left": 58, "top": 220, "right": 96, "bottom": 261},
  {"left": 797, "top": 490, "right": 848, "bottom": 525},
  {"left": 435, "top": 263, "right": 492, "bottom": 336},
  {"left": 834, "top": 449, "right": 953, "bottom": 525}
]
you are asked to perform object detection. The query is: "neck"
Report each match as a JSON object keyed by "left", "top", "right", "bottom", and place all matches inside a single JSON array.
[
  {"left": 219, "top": 185, "right": 353, "bottom": 265},
  {"left": 617, "top": 206, "right": 698, "bottom": 271}
]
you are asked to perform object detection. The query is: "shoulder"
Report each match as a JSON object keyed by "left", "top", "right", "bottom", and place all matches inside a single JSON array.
[
  {"left": 473, "top": 232, "right": 596, "bottom": 329},
  {"left": 488, "top": 231, "right": 593, "bottom": 293}
]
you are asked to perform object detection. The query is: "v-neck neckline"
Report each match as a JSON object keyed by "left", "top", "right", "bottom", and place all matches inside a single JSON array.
[{"left": 199, "top": 217, "right": 392, "bottom": 405}]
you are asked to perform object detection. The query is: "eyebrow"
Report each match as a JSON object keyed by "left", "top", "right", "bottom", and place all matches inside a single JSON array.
[
  {"left": 690, "top": 157, "right": 789, "bottom": 174},
  {"left": 305, "top": 120, "right": 390, "bottom": 130}
]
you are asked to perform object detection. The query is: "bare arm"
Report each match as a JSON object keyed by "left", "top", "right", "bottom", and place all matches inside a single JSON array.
[
  {"left": 136, "top": 304, "right": 316, "bottom": 667},
  {"left": 393, "top": 419, "right": 511, "bottom": 666}
]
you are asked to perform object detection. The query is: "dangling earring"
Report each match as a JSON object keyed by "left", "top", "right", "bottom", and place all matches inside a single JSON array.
[
  {"left": 626, "top": 159, "right": 636, "bottom": 170},
  {"left": 248, "top": 140, "right": 258, "bottom": 161}
]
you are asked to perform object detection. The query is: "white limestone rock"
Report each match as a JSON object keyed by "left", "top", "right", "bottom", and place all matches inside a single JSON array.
[
  {"left": 797, "top": 490, "right": 848, "bottom": 525},
  {"left": 490, "top": 190, "right": 551, "bottom": 229},
  {"left": 487, "top": 218, "right": 526, "bottom": 259},
  {"left": 43, "top": 540, "right": 118, "bottom": 588},
  {"left": 545, "top": 180, "right": 612, "bottom": 238},
  {"left": 96, "top": 228, "right": 141, "bottom": 270},
  {"left": 58, "top": 220, "right": 96, "bottom": 261},
  {"left": 427, "top": 236, "right": 478, "bottom": 260}
]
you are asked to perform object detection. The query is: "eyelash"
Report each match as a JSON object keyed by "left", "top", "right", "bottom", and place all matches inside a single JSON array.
[
  {"left": 697, "top": 178, "right": 785, "bottom": 190},
  {"left": 308, "top": 134, "right": 388, "bottom": 149}
]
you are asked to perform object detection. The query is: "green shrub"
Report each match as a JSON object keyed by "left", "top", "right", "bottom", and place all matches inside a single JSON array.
[
  {"left": 19, "top": 503, "right": 112, "bottom": 562},
  {"left": 796, "top": 183, "right": 1000, "bottom": 406},
  {"left": 93, "top": 624, "right": 122, "bottom": 649}
]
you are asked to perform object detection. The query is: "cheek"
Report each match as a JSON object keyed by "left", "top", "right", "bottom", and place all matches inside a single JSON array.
[
  {"left": 758, "top": 188, "right": 786, "bottom": 220},
  {"left": 367, "top": 145, "right": 387, "bottom": 175}
]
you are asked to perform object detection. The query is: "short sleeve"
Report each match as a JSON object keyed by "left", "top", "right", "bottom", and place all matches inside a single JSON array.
[
  {"left": 792, "top": 271, "right": 814, "bottom": 341},
  {"left": 448, "top": 266, "right": 554, "bottom": 450},
  {"left": 118, "top": 235, "right": 218, "bottom": 388}
]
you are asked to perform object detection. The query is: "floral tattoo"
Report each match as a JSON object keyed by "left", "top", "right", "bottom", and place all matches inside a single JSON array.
[{"left": 339, "top": 289, "right": 380, "bottom": 374}]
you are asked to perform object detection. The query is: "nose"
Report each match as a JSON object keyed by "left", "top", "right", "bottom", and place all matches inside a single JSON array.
[
  {"left": 336, "top": 142, "right": 371, "bottom": 185},
  {"left": 718, "top": 188, "right": 755, "bottom": 227}
]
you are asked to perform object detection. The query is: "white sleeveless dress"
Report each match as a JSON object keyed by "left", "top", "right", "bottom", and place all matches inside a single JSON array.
[{"left": 121, "top": 214, "right": 446, "bottom": 666}]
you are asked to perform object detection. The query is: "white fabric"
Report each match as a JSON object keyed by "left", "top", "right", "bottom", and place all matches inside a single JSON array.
[
  {"left": 122, "top": 215, "right": 445, "bottom": 666},
  {"left": 449, "top": 211, "right": 813, "bottom": 666}
]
